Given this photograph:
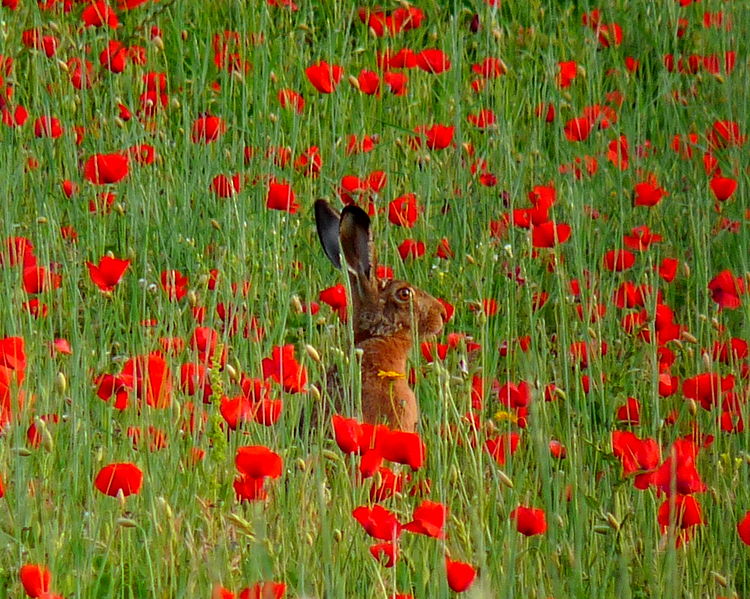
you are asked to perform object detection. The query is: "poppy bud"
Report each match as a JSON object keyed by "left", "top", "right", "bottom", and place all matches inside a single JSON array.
[
  {"left": 157, "top": 496, "right": 173, "bottom": 520},
  {"left": 606, "top": 512, "right": 620, "bottom": 531},
  {"left": 55, "top": 372, "right": 67, "bottom": 393},
  {"left": 681, "top": 331, "right": 698, "bottom": 344},
  {"left": 497, "top": 470, "right": 514, "bottom": 488},
  {"left": 322, "top": 449, "right": 340, "bottom": 462},
  {"left": 308, "top": 384, "right": 321, "bottom": 402},
  {"left": 117, "top": 517, "right": 138, "bottom": 528},
  {"left": 686, "top": 398, "right": 698, "bottom": 416},
  {"left": 304, "top": 344, "right": 321, "bottom": 364},
  {"left": 711, "top": 572, "right": 728, "bottom": 587}
]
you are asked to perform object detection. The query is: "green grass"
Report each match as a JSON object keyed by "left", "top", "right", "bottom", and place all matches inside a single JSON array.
[{"left": 0, "top": 0, "right": 749, "bottom": 597}]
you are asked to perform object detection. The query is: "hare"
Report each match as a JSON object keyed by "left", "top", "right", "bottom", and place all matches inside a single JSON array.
[{"left": 314, "top": 199, "right": 447, "bottom": 432}]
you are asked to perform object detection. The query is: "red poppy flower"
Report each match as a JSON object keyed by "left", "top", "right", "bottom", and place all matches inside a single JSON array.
[
  {"left": 305, "top": 60, "right": 343, "bottom": 93},
  {"left": 531, "top": 221, "right": 571, "bottom": 247},
  {"left": 388, "top": 193, "right": 420, "bottom": 227},
  {"left": 294, "top": 146, "right": 322, "bottom": 177},
  {"left": 352, "top": 505, "right": 402, "bottom": 540},
  {"left": 83, "top": 153, "right": 129, "bottom": 184},
  {"left": 192, "top": 113, "right": 226, "bottom": 143},
  {"left": 82, "top": 1, "right": 119, "bottom": 28},
  {"left": 383, "top": 71, "right": 408, "bottom": 95},
  {"left": 94, "top": 372, "right": 133, "bottom": 410},
  {"left": 21, "top": 262, "right": 61, "bottom": 294},
  {"left": 467, "top": 108, "right": 496, "bottom": 128},
  {"left": 369, "top": 542, "right": 398, "bottom": 567},
  {"left": 403, "top": 500, "right": 447, "bottom": 538},
  {"left": 652, "top": 439, "right": 706, "bottom": 496},
  {"left": 261, "top": 344, "right": 307, "bottom": 393},
  {"left": 613, "top": 396, "right": 639, "bottom": 424},
  {"left": 557, "top": 60, "right": 578, "bottom": 87},
  {"left": 319, "top": 284, "right": 347, "bottom": 319},
  {"left": 472, "top": 57, "right": 506, "bottom": 78},
  {"left": 331, "top": 415, "right": 381, "bottom": 455},
  {"left": 510, "top": 505, "right": 547, "bottom": 536},
  {"left": 235, "top": 445, "right": 283, "bottom": 479},
  {"left": 496, "top": 380, "right": 531, "bottom": 409},
  {"left": 632, "top": 180, "right": 667, "bottom": 207},
  {"left": 356, "top": 69, "right": 380, "bottom": 95},
  {"left": 19, "top": 564, "right": 51, "bottom": 598},
  {"left": 211, "top": 174, "right": 242, "bottom": 197},
  {"left": 94, "top": 462, "right": 143, "bottom": 496},
  {"left": 238, "top": 582, "right": 287, "bottom": 599},
  {"left": 377, "top": 429, "right": 426, "bottom": 469},
  {"left": 0, "top": 236, "right": 33, "bottom": 268},
  {"left": 397, "top": 239, "right": 426, "bottom": 260},
  {"left": 100, "top": 40, "right": 128, "bottom": 73},
  {"left": 738, "top": 512, "right": 750, "bottom": 546},
  {"left": 707, "top": 120, "right": 745, "bottom": 149},
  {"left": 709, "top": 176, "right": 737, "bottom": 202},
  {"left": 377, "top": 48, "right": 417, "bottom": 70},
  {"left": 682, "top": 372, "right": 733, "bottom": 410},
  {"left": 711, "top": 338, "right": 748, "bottom": 363},
  {"left": 611, "top": 431, "right": 661, "bottom": 483},
  {"left": 33, "top": 115, "right": 63, "bottom": 138},
  {"left": 413, "top": 124, "right": 454, "bottom": 150},
  {"left": 708, "top": 269, "right": 745, "bottom": 309},
  {"left": 445, "top": 558, "right": 476, "bottom": 593},
  {"left": 484, "top": 432, "right": 520, "bottom": 466},
  {"left": 415, "top": 49, "right": 451, "bottom": 73},
  {"left": 86, "top": 256, "right": 130, "bottom": 291},
  {"left": 180, "top": 362, "right": 211, "bottom": 399},
  {"left": 657, "top": 494, "right": 703, "bottom": 531},
  {"left": 161, "top": 269, "right": 189, "bottom": 301},
  {"left": 190, "top": 326, "right": 220, "bottom": 363},
  {"left": 603, "top": 249, "right": 635, "bottom": 272},
  {"left": 623, "top": 225, "right": 662, "bottom": 251},
  {"left": 278, "top": 88, "right": 304, "bottom": 113},
  {"left": 346, "top": 134, "right": 378, "bottom": 155},
  {"left": 563, "top": 116, "right": 593, "bottom": 142},
  {"left": 266, "top": 180, "right": 299, "bottom": 213},
  {"left": 435, "top": 238, "right": 453, "bottom": 259},
  {"left": 122, "top": 352, "right": 173, "bottom": 408},
  {"left": 596, "top": 22, "right": 623, "bottom": 47},
  {"left": 233, "top": 473, "right": 268, "bottom": 502}
]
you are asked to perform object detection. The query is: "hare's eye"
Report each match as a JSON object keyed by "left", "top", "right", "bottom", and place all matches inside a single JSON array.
[{"left": 395, "top": 287, "right": 413, "bottom": 302}]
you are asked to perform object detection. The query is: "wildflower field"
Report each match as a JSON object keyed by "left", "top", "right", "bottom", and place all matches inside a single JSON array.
[{"left": 0, "top": 0, "right": 749, "bottom": 597}]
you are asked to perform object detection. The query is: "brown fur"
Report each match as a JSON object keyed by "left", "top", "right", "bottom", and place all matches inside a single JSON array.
[{"left": 315, "top": 200, "right": 446, "bottom": 432}]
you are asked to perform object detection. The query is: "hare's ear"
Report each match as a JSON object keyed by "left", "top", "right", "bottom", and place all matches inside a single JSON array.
[
  {"left": 315, "top": 199, "right": 342, "bottom": 269},
  {"left": 339, "top": 204, "right": 377, "bottom": 294}
]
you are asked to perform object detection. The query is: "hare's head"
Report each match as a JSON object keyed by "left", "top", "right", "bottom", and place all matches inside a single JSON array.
[{"left": 315, "top": 200, "right": 446, "bottom": 344}]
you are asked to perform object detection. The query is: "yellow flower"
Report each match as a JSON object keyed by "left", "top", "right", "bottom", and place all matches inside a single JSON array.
[
  {"left": 377, "top": 370, "right": 406, "bottom": 381},
  {"left": 493, "top": 410, "right": 519, "bottom": 424}
]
